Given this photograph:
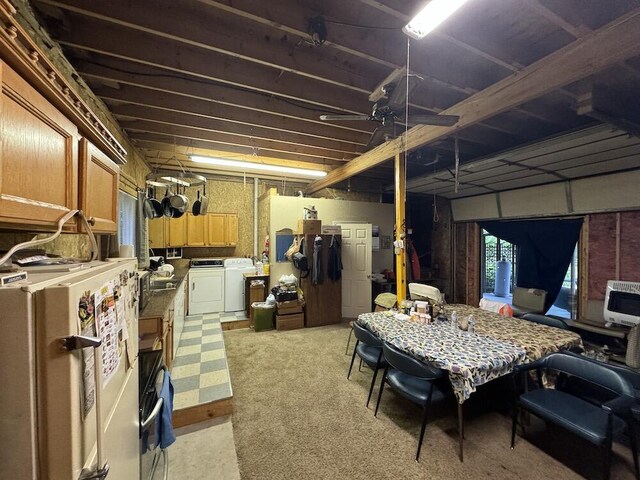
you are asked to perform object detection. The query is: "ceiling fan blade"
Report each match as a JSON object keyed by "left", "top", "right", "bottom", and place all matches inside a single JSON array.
[
  {"left": 387, "top": 75, "right": 422, "bottom": 111},
  {"left": 366, "top": 125, "right": 395, "bottom": 150},
  {"left": 319, "top": 114, "right": 371, "bottom": 121},
  {"left": 406, "top": 114, "right": 460, "bottom": 127}
]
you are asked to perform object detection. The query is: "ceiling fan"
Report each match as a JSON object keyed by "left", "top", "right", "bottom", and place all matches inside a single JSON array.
[{"left": 320, "top": 71, "right": 460, "bottom": 150}]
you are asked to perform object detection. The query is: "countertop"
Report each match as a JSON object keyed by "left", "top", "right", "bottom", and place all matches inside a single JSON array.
[{"left": 139, "top": 260, "right": 190, "bottom": 319}]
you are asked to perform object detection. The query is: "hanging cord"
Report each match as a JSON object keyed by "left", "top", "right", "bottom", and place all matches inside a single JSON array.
[
  {"left": 432, "top": 154, "right": 440, "bottom": 223},
  {"left": 454, "top": 135, "right": 460, "bottom": 193},
  {"left": 0, "top": 210, "right": 99, "bottom": 266}
]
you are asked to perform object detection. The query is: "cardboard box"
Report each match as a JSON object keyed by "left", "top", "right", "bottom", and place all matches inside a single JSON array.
[
  {"left": 276, "top": 313, "right": 305, "bottom": 331},
  {"left": 277, "top": 300, "right": 303, "bottom": 315},
  {"left": 298, "top": 219, "right": 321, "bottom": 235},
  {"left": 321, "top": 225, "right": 341, "bottom": 235}
]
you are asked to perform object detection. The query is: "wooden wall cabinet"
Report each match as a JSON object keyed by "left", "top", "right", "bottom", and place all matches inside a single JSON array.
[
  {"left": 0, "top": 61, "right": 120, "bottom": 233},
  {"left": 0, "top": 60, "right": 79, "bottom": 231},
  {"left": 167, "top": 216, "right": 187, "bottom": 247},
  {"left": 186, "top": 213, "right": 207, "bottom": 246},
  {"left": 148, "top": 217, "right": 168, "bottom": 248},
  {"left": 149, "top": 212, "right": 238, "bottom": 248},
  {"left": 79, "top": 138, "right": 119, "bottom": 233},
  {"left": 208, "top": 213, "right": 238, "bottom": 247}
]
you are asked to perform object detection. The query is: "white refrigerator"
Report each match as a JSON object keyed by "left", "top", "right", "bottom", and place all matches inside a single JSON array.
[{"left": 0, "top": 259, "right": 140, "bottom": 480}]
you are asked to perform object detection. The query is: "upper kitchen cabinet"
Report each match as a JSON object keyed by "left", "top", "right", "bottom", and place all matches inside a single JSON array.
[
  {"left": 226, "top": 214, "right": 238, "bottom": 247},
  {"left": 167, "top": 216, "right": 187, "bottom": 247},
  {"left": 0, "top": 60, "right": 78, "bottom": 231},
  {"left": 186, "top": 213, "right": 207, "bottom": 247},
  {"left": 148, "top": 217, "right": 168, "bottom": 248},
  {"left": 207, "top": 214, "right": 226, "bottom": 247},
  {"left": 79, "top": 138, "right": 119, "bottom": 233}
]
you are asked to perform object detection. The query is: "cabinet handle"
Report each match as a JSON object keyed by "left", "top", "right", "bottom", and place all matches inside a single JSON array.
[
  {"left": 87, "top": 217, "right": 96, "bottom": 226},
  {"left": 192, "top": 282, "right": 196, "bottom": 291}
]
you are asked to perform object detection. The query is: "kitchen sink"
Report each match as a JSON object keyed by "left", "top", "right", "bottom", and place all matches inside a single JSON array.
[{"left": 150, "top": 275, "right": 177, "bottom": 291}]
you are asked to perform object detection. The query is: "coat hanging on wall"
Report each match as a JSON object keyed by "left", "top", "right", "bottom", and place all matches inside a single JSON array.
[
  {"left": 328, "top": 235, "right": 343, "bottom": 281},
  {"left": 312, "top": 235, "right": 324, "bottom": 285}
]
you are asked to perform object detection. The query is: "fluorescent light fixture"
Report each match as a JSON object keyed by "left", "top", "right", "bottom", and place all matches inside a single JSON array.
[
  {"left": 403, "top": 0, "right": 470, "bottom": 39},
  {"left": 189, "top": 155, "right": 327, "bottom": 178}
]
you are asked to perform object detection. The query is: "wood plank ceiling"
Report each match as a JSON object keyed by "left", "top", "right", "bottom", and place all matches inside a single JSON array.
[{"left": 31, "top": 0, "right": 640, "bottom": 195}]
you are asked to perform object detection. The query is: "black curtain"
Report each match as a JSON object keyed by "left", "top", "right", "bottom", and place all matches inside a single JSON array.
[{"left": 479, "top": 218, "right": 583, "bottom": 312}]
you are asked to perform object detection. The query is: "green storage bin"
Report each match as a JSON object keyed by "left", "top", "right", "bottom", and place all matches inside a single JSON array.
[{"left": 253, "top": 303, "right": 275, "bottom": 332}]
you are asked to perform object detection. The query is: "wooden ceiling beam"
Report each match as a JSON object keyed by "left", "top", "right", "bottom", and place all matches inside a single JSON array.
[
  {"left": 189, "top": 0, "right": 559, "bottom": 137},
  {"left": 74, "top": 60, "right": 374, "bottom": 137},
  {"left": 52, "top": 19, "right": 372, "bottom": 115},
  {"left": 114, "top": 110, "right": 360, "bottom": 158},
  {"left": 122, "top": 121, "right": 352, "bottom": 162},
  {"left": 306, "top": 7, "right": 640, "bottom": 193},
  {"left": 132, "top": 135, "right": 342, "bottom": 167},
  {"left": 134, "top": 140, "right": 337, "bottom": 171},
  {"left": 37, "top": 0, "right": 382, "bottom": 94},
  {"left": 95, "top": 84, "right": 370, "bottom": 146},
  {"left": 577, "top": 85, "right": 640, "bottom": 137},
  {"left": 108, "top": 103, "right": 363, "bottom": 155}
]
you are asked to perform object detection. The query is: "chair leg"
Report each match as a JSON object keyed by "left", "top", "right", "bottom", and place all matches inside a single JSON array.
[
  {"left": 458, "top": 402, "right": 464, "bottom": 462},
  {"left": 374, "top": 367, "right": 388, "bottom": 417},
  {"left": 344, "top": 328, "right": 353, "bottom": 355},
  {"left": 366, "top": 353, "right": 383, "bottom": 408},
  {"left": 416, "top": 402, "right": 430, "bottom": 462},
  {"left": 603, "top": 428, "right": 613, "bottom": 480},
  {"left": 359, "top": 358, "right": 363, "bottom": 372},
  {"left": 347, "top": 340, "right": 359, "bottom": 380},
  {"left": 511, "top": 404, "right": 519, "bottom": 449}
]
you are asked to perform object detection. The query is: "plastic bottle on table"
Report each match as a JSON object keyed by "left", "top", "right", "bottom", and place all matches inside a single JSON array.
[{"left": 451, "top": 311, "right": 458, "bottom": 333}]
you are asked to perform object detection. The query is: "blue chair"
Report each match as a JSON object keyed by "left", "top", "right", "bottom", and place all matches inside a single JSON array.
[
  {"left": 511, "top": 352, "right": 638, "bottom": 480},
  {"left": 347, "top": 322, "right": 388, "bottom": 408},
  {"left": 374, "top": 342, "right": 455, "bottom": 462},
  {"left": 521, "top": 313, "right": 570, "bottom": 330}
]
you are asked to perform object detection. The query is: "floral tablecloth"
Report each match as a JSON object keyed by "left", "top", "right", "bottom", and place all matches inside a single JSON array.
[
  {"left": 445, "top": 304, "right": 583, "bottom": 363},
  {"left": 357, "top": 311, "right": 527, "bottom": 403}
]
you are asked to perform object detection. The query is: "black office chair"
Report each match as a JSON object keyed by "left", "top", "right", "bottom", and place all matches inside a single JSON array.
[
  {"left": 511, "top": 352, "right": 638, "bottom": 480},
  {"left": 521, "top": 313, "right": 570, "bottom": 330},
  {"left": 374, "top": 342, "right": 453, "bottom": 462},
  {"left": 347, "top": 322, "right": 388, "bottom": 408}
]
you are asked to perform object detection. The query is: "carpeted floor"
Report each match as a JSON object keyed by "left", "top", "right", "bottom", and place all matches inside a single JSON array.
[{"left": 224, "top": 323, "right": 637, "bottom": 480}]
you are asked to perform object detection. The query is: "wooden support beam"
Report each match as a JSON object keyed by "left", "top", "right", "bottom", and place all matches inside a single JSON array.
[
  {"left": 96, "top": 84, "right": 370, "bottom": 146},
  {"left": 113, "top": 108, "right": 361, "bottom": 158},
  {"left": 576, "top": 85, "right": 640, "bottom": 137},
  {"left": 395, "top": 151, "right": 407, "bottom": 305},
  {"left": 75, "top": 60, "right": 373, "bottom": 137},
  {"left": 52, "top": 17, "right": 373, "bottom": 114},
  {"left": 306, "top": 8, "right": 640, "bottom": 193}
]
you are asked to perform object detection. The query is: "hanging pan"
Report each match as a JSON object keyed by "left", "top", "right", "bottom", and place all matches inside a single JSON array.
[
  {"left": 200, "top": 182, "right": 209, "bottom": 214},
  {"left": 192, "top": 190, "right": 202, "bottom": 216},
  {"left": 149, "top": 187, "right": 164, "bottom": 218},
  {"left": 143, "top": 187, "right": 155, "bottom": 219},
  {"left": 162, "top": 188, "right": 174, "bottom": 218}
]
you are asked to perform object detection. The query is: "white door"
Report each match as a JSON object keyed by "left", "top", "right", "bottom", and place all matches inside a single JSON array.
[
  {"left": 190, "top": 270, "right": 225, "bottom": 314},
  {"left": 339, "top": 223, "right": 372, "bottom": 318}
]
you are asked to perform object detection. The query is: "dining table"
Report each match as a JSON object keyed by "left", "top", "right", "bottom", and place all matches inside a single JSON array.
[{"left": 356, "top": 304, "right": 583, "bottom": 461}]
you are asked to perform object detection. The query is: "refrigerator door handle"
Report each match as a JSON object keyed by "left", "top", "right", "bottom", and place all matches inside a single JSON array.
[
  {"left": 60, "top": 335, "right": 102, "bottom": 351},
  {"left": 140, "top": 397, "right": 164, "bottom": 430}
]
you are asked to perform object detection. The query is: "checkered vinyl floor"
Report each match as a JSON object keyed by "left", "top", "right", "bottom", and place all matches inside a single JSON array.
[{"left": 171, "top": 312, "right": 243, "bottom": 410}]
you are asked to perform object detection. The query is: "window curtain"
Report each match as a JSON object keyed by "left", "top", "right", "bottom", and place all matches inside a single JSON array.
[{"left": 479, "top": 218, "right": 583, "bottom": 312}]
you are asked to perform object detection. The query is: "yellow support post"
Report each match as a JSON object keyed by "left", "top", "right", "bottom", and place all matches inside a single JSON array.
[{"left": 395, "top": 151, "right": 407, "bottom": 305}]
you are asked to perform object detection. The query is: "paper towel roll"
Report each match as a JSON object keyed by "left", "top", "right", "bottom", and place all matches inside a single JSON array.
[{"left": 119, "top": 244, "right": 135, "bottom": 258}]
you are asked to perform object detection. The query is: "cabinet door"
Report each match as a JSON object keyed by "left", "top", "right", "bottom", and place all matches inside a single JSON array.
[
  {"left": 148, "top": 217, "right": 167, "bottom": 248},
  {"left": 0, "top": 61, "right": 78, "bottom": 230},
  {"left": 207, "top": 213, "right": 226, "bottom": 246},
  {"left": 167, "top": 215, "right": 187, "bottom": 246},
  {"left": 186, "top": 213, "right": 207, "bottom": 246},
  {"left": 79, "top": 139, "right": 119, "bottom": 233},
  {"left": 226, "top": 213, "right": 238, "bottom": 246}
]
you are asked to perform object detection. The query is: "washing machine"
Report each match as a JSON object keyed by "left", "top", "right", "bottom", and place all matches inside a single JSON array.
[{"left": 224, "top": 258, "right": 256, "bottom": 312}]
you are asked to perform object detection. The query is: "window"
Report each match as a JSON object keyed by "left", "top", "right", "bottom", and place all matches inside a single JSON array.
[
  {"left": 480, "top": 229, "right": 579, "bottom": 319},
  {"left": 118, "top": 191, "right": 137, "bottom": 252}
]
